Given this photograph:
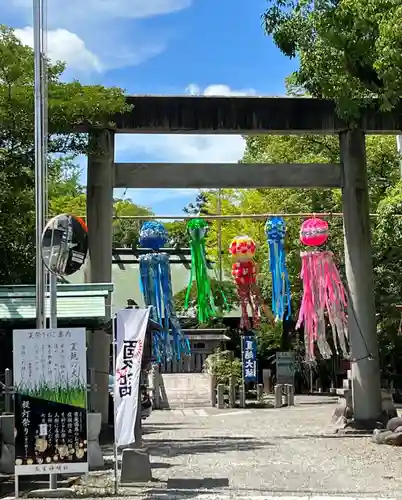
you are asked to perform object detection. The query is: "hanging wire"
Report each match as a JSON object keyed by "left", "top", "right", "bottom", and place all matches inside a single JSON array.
[{"left": 73, "top": 212, "right": 393, "bottom": 221}]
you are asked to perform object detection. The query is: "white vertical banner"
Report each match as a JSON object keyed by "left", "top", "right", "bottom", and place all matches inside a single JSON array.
[{"left": 114, "top": 307, "right": 150, "bottom": 448}]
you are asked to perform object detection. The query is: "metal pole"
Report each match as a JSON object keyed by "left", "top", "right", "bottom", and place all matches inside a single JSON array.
[
  {"left": 397, "top": 136, "right": 402, "bottom": 178},
  {"left": 216, "top": 189, "right": 223, "bottom": 282},
  {"left": 49, "top": 273, "right": 57, "bottom": 328},
  {"left": 34, "top": 0, "right": 54, "bottom": 489},
  {"left": 309, "top": 365, "right": 313, "bottom": 393},
  {"left": 49, "top": 272, "right": 58, "bottom": 490},
  {"left": 112, "top": 316, "right": 119, "bottom": 493},
  {"left": 4, "top": 368, "right": 12, "bottom": 413},
  {"left": 240, "top": 335, "right": 245, "bottom": 408},
  {"left": 33, "top": 0, "right": 46, "bottom": 330},
  {"left": 48, "top": 217, "right": 57, "bottom": 490}
]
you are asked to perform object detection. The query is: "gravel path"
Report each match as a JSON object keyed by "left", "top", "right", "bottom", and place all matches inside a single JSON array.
[
  {"left": 140, "top": 400, "right": 402, "bottom": 497},
  {"left": 3, "top": 397, "right": 402, "bottom": 499}
]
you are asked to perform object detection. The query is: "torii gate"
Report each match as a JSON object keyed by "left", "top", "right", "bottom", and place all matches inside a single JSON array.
[{"left": 86, "top": 95, "right": 402, "bottom": 427}]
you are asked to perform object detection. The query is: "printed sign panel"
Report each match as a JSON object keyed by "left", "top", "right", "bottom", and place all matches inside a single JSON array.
[
  {"left": 276, "top": 351, "right": 296, "bottom": 385},
  {"left": 242, "top": 335, "right": 257, "bottom": 383},
  {"left": 13, "top": 328, "right": 88, "bottom": 475}
]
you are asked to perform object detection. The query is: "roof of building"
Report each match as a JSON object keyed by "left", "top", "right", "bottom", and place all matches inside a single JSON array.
[
  {"left": 68, "top": 251, "right": 242, "bottom": 318},
  {"left": 0, "top": 283, "right": 113, "bottom": 325}
]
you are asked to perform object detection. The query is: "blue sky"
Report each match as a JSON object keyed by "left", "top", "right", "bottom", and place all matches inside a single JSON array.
[{"left": 3, "top": 0, "right": 297, "bottom": 216}]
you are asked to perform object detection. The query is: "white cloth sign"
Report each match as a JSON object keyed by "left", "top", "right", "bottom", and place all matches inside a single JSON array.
[{"left": 114, "top": 307, "right": 150, "bottom": 448}]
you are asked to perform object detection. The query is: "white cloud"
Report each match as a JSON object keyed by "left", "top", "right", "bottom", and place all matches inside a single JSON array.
[
  {"left": 186, "top": 83, "right": 256, "bottom": 97},
  {"left": 6, "top": 0, "right": 190, "bottom": 74},
  {"left": 10, "top": 0, "right": 191, "bottom": 23},
  {"left": 15, "top": 27, "right": 102, "bottom": 73}
]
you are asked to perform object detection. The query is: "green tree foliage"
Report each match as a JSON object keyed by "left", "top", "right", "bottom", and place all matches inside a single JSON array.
[
  {"left": 49, "top": 159, "right": 152, "bottom": 247},
  {"left": 112, "top": 199, "right": 153, "bottom": 248},
  {"left": 165, "top": 220, "right": 189, "bottom": 248},
  {"left": 373, "top": 183, "right": 402, "bottom": 380},
  {"left": 202, "top": 134, "right": 400, "bottom": 369},
  {"left": 174, "top": 278, "right": 239, "bottom": 321},
  {"left": 263, "top": 0, "right": 402, "bottom": 117},
  {"left": 164, "top": 194, "right": 210, "bottom": 248},
  {"left": 0, "top": 25, "right": 129, "bottom": 283}
]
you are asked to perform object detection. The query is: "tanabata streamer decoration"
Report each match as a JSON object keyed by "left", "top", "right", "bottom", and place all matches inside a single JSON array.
[
  {"left": 296, "top": 217, "right": 349, "bottom": 362},
  {"left": 230, "top": 235, "right": 261, "bottom": 330},
  {"left": 139, "top": 221, "right": 190, "bottom": 362},
  {"left": 185, "top": 218, "right": 217, "bottom": 323},
  {"left": 265, "top": 217, "right": 291, "bottom": 321}
]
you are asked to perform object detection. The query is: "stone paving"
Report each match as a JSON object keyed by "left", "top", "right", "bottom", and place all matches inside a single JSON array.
[
  {"left": 2, "top": 396, "right": 402, "bottom": 499},
  {"left": 137, "top": 398, "right": 402, "bottom": 498}
]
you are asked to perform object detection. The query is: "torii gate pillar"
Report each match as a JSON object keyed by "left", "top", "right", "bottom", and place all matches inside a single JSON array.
[
  {"left": 340, "top": 129, "right": 382, "bottom": 425},
  {"left": 86, "top": 129, "right": 115, "bottom": 424}
]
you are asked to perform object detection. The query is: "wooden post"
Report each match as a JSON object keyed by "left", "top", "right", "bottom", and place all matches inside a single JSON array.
[
  {"left": 239, "top": 385, "right": 246, "bottom": 408},
  {"left": 340, "top": 130, "right": 382, "bottom": 424},
  {"left": 274, "top": 384, "right": 283, "bottom": 408},
  {"left": 228, "top": 376, "right": 236, "bottom": 408},
  {"left": 86, "top": 129, "right": 115, "bottom": 424},
  {"left": 263, "top": 369, "right": 272, "bottom": 394},
  {"left": 151, "top": 364, "right": 161, "bottom": 409},
  {"left": 217, "top": 384, "right": 225, "bottom": 409},
  {"left": 256, "top": 384, "right": 263, "bottom": 402},
  {"left": 210, "top": 374, "right": 217, "bottom": 407}
]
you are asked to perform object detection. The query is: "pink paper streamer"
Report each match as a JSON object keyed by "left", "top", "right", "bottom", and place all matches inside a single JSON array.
[{"left": 296, "top": 251, "right": 349, "bottom": 362}]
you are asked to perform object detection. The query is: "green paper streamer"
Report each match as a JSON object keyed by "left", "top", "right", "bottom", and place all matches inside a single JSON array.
[{"left": 185, "top": 218, "right": 217, "bottom": 323}]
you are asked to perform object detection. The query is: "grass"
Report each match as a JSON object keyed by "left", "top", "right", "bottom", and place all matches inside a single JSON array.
[{"left": 16, "top": 378, "right": 87, "bottom": 408}]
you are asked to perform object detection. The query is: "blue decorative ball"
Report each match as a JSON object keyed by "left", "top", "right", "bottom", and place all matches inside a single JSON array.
[
  {"left": 139, "top": 221, "right": 168, "bottom": 250},
  {"left": 265, "top": 217, "right": 286, "bottom": 243}
]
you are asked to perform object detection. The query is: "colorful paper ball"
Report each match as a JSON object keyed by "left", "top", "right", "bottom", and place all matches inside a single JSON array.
[
  {"left": 265, "top": 217, "right": 286, "bottom": 243},
  {"left": 300, "top": 218, "right": 328, "bottom": 247},
  {"left": 139, "top": 221, "right": 168, "bottom": 250},
  {"left": 187, "top": 218, "right": 208, "bottom": 239},
  {"left": 229, "top": 236, "right": 256, "bottom": 261},
  {"left": 231, "top": 261, "right": 257, "bottom": 286}
]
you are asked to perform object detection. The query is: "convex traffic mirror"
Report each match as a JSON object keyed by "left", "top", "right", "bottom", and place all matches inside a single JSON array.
[{"left": 41, "top": 214, "right": 88, "bottom": 276}]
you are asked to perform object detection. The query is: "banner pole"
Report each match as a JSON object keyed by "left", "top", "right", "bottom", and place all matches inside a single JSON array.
[
  {"left": 112, "top": 315, "right": 119, "bottom": 494},
  {"left": 241, "top": 335, "right": 245, "bottom": 405}
]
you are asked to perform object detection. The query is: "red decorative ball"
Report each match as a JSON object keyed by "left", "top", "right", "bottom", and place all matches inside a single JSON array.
[
  {"left": 300, "top": 218, "right": 328, "bottom": 247},
  {"left": 231, "top": 261, "right": 256, "bottom": 286},
  {"left": 229, "top": 236, "right": 256, "bottom": 261}
]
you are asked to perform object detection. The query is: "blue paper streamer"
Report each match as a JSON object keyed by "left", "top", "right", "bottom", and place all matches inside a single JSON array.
[
  {"left": 265, "top": 217, "right": 292, "bottom": 321},
  {"left": 139, "top": 221, "right": 190, "bottom": 362}
]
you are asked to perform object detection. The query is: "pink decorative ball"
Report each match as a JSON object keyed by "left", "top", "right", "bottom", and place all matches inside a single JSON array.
[{"left": 300, "top": 218, "right": 328, "bottom": 247}]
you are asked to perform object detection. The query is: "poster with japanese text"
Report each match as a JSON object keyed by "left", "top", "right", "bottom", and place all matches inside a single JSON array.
[
  {"left": 13, "top": 328, "right": 88, "bottom": 475},
  {"left": 242, "top": 335, "right": 257, "bottom": 383}
]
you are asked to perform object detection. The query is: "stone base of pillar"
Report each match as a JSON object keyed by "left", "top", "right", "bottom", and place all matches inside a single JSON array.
[
  {"left": 87, "top": 329, "right": 111, "bottom": 425},
  {"left": 88, "top": 412, "right": 104, "bottom": 470},
  {"left": 0, "top": 414, "right": 15, "bottom": 474},
  {"left": 120, "top": 448, "right": 152, "bottom": 484},
  {"left": 332, "top": 388, "right": 397, "bottom": 430}
]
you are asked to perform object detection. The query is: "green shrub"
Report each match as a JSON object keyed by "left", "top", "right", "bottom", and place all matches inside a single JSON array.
[{"left": 204, "top": 348, "right": 242, "bottom": 384}]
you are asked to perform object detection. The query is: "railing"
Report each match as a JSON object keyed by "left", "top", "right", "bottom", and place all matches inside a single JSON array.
[{"left": 159, "top": 352, "right": 207, "bottom": 374}]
